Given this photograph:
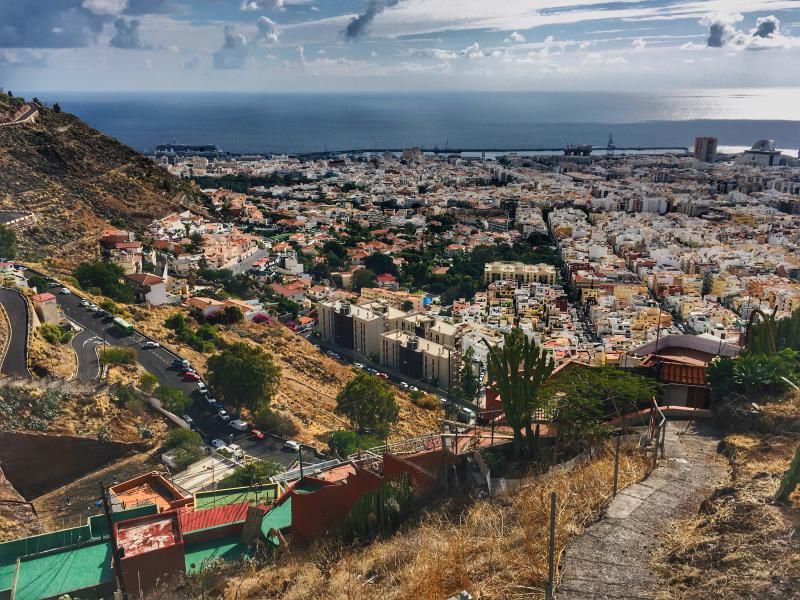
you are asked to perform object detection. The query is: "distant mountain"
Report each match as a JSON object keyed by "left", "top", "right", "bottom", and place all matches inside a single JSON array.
[{"left": 0, "top": 96, "right": 204, "bottom": 269}]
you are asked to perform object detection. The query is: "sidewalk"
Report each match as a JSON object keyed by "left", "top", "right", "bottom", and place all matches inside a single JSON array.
[{"left": 556, "top": 423, "right": 725, "bottom": 599}]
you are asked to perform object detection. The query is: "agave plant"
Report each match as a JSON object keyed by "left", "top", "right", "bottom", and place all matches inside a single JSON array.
[{"left": 484, "top": 329, "right": 554, "bottom": 457}]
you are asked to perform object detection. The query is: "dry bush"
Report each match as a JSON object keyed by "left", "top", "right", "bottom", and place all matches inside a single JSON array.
[
  {"left": 655, "top": 431, "right": 800, "bottom": 600},
  {"left": 227, "top": 443, "right": 649, "bottom": 600}
]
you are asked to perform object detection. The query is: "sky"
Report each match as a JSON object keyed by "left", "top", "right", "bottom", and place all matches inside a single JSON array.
[{"left": 2, "top": 0, "right": 800, "bottom": 92}]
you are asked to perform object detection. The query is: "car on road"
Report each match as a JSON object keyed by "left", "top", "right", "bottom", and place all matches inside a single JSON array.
[
  {"left": 171, "top": 358, "right": 189, "bottom": 369},
  {"left": 250, "top": 429, "right": 265, "bottom": 440},
  {"left": 282, "top": 440, "right": 301, "bottom": 452},
  {"left": 88, "top": 304, "right": 99, "bottom": 312},
  {"left": 210, "top": 439, "right": 227, "bottom": 450},
  {"left": 48, "top": 281, "right": 61, "bottom": 288},
  {"left": 209, "top": 401, "right": 223, "bottom": 411},
  {"left": 229, "top": 419, "right": 248, "bottom": 431},
  {"left": 142, "top": 341, "right": 160, "bottom": 349},
  {"left": 409, "top": 386, "right": 419, "bottom": 392},
  {"left": 59, "top": 287, "right": 71, "bottom": 295},
  {"left": 183, "top": 372, "right": 201, "bottom": 382},
  {"left": 80, "top": 299, "right": 90, "bottom": 307},
  {"left": 183, "top": 415, "right": 194, "bottom": 426},
  {"left": 206, "top": 396, "right": 219, "bottom": 407},
  {"left": 217, "top": 409, "right": 231, "bottom": 422},
  {"left": 196, "top": 382, "right": 208, "bottom": 394},
  {"left": 353, "top": 362, "right": 364, "bottom": 369},
  {"left": 377, "top": 373, "right": 389, "bottom": 380},
  {"left": 399, "top": 381, "right": 409, "bottom": 389}
]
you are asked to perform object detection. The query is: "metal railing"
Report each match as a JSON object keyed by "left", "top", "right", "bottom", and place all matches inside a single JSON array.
[{"left": 648, "top": 396, "right": 667, "bottom": 469}]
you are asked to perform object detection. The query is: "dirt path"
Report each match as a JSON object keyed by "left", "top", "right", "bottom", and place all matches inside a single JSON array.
[{"left": 556, "top": 422, "right": 726, "bottom": 600}]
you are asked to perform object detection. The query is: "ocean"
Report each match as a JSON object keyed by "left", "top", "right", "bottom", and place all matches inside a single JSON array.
[{"left": 27, "top": 89, "right": 800, "bottom": 156}]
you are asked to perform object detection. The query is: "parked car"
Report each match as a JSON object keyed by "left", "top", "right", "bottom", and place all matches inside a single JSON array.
[
  {"left": 217, "top": 409, "right": 231, "bottom": 422},
  {"left": 282, "top": 440, "right": 301, "bottom": 452},
  {"left": 377, "top": 373, "right": 389, "bottom": 380},
  {"left": 210, "top": 439, "right": 226, "bottom": 449},
  {"left": 409, "top": 386, "right": 419, "bottom": 392},
  {"left": 399, "top": 381, "right": 409, "bottom": 389},
  {"left": 142, "top": 341, "right": 160, "bottom": 349},
  {"left": 59, "top": 287, "right": 71, "bottom": 295},
  {"left": 250, "top": 429, "right": 265, "bottom": 440},
  {"left": 229, "top": 419, "right": 248, "bottom": 431},
  {"left": 226, "top": 444, "right": 244, "bottom": 460},
  {"left": 171, "top": 358, "right": 189, "bottom": 369},
  {"left": 183, "top": 372, "right": 201, "bottom": 382},
  {"left": 183, "top": 415, "right": 194, "bottom": 426},
  {"left": 88, "top": 304, "right": 99, "bottom": 312},
  {"left": 196, "top": 382, "right": 208, "bottom": 394},
  {"left": 48, "top": 281, "right": 61, "bottom": 288},
  {"left": 353, "top": 362, "right": 364, "bottom": 369},
  {"left": 80, "top": 299, "right": 90, "bottom": 307},
  {"left": 206, "top": 396, "right": 219, "bottom": 406},
  {"left": 209, "top": 401, "right": 223, "bottom": 411}
]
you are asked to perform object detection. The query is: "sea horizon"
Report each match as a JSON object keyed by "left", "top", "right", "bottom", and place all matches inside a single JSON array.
[{"left": 18, "top": 89, "right": 800, "bottom": 156}]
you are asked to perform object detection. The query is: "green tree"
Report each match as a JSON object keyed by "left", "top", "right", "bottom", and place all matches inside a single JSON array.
[
  {"left": 28, "top": 275, "right": 49, "bottom": 293},
  {"left": 73, "top": 261, "right": 135, "bottom": 303},
  {"left": 53, "top": 102, "right": 61, "bottom": 113},
  {"left": 334, "top": 372, "right": 399, "bottom": 437},
  {"left": 328, "top": 429, "right": 383, "bottom": 458},
  {"left": 484, "top": 329, "right": 554, "bottom": 457},
  {"left": 219, "top": 461, "right": 284, "bottom": 488},
  {"left": 401, "top": 300, "right": 414, "bottom": 312},
  {"left": 0, "top": 225, "right": 17, "bottom": 259},
  {"left": 363, "top": 253, "right": 397, "bottom": 276},
  {"left": 155, "top": 385, "right": 191, "bottom": 414},
  {"left": 164, "top": 428, "right": 203, "bottom": 451},
  {"left": 351, "top": 268, "right": 376, "bottom": 292},
  {"left": 99, "top": 346, "right": 136, "bottom": 365},
  {"left": 206, "top": 343, "right": 280, "bottom": 414},
  {"left": 775, "top": 443, "right": 800, "bottom": 503}
]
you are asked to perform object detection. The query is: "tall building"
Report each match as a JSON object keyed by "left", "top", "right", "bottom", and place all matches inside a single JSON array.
[{"left": 693, "top": 136, "right": 718, "bottom": 163}]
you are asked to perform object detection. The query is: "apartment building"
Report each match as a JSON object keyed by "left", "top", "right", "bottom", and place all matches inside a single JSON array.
[
  {"left": 484, "top": 261, "right": 557, "bottom": 286},
  {"left": 380, "top": 331, "right": 459, "bottom": 390},
  {"left": 318, "top": 300, "right": 407, "bottom": 359}
]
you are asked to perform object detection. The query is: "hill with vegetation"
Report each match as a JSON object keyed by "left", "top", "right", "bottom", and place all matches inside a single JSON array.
[{"left": 0, "top": 93, "right": 202, "bottom": 268}]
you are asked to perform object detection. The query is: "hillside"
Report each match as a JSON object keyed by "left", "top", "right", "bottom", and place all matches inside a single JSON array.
[{"left": 0, "top": 97, "right": 202, "bottom": 268}]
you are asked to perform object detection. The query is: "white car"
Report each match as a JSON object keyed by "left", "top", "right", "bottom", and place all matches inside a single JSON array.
[
  {"left": 183, "top": 415, "right": 194, "bottom": 426},
  {"left": 226, "top": 444, "right": 244, "bottom": 460},
  {"left": 229, "top": 419, "right": 249, "bottom": 431},
  {"left": 142, "top": 341, "right": 160, "bottom": 349},
  {"left": 196, "top": 382, "right": 208, "bottom": 394},
  {"left": 80, "top": 299, "right": 90, "bottom": 307},
  {"left": 399, "top": 381, "right": 409, "bottom": 389},
  {"left": 217, "top": 409, "right": 231, "bottom": 422},
  {"left": 59, "top": 287, "right": 71, "bottom": 295},
  {"left": 353, "top": 362, "right": 364, "bottom": 369},
  {"left": 88, "top": 304, "right": 99, "bottom": 311},
  {"left": 409, "top": 386, "right": 419, "bottom": 392},
  {"left": 210, "top": 439, "right": 227, "bottom": 449},
  {"left": 282, "top": 440, "right": 301, "bottom": 452}
]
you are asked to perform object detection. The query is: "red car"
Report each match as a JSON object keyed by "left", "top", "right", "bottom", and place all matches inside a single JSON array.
[
  {"left": 250, "top": 429, "right": 265, "bottom": 440},
  {"left": 183, "top": 372, "right": 201, "bottom": 382}
]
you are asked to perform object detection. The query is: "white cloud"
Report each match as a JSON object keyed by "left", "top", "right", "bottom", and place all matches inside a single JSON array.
[
  {"left": 506, "top": 31, "right": 525, "bottom": 43},
  {"left": 82, "top": 0, "right": 127, "bottom": 15},
  {"left": 631, "top": 37, "right": 646, "bottom": 50},
  {"left": 241, "top": 0, "right": 284, "bottom": 12},
  {"left": 255, "top": 16, "right": 279, "bottom": 44}
]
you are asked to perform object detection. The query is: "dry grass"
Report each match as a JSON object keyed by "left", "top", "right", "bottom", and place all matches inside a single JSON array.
[
  {"left": 130, "top": 306, "right": 439, "bottom": 446},
  {"left": 28, "top": 326, "right": 77, "bottom": 380},
  {"left": 654, "top": 431, "right": 800, "bottom": 600},
  {"left": 225, "top": 443, "right": 650, "bottom": 600}
]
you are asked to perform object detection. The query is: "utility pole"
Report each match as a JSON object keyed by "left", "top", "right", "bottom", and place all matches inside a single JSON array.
[{"left": 100, "top": 481, "right": 128, "bottom": 600}]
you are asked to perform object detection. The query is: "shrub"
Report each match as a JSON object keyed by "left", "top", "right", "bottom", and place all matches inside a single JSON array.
[
  {"left": 164, "top": 427, "right": 203, "bottom": 451},
  {"left": 40, "top": 323, "right": 73, "bottom": 344},
  {"left": 219, "top": 461, "right": 284, "bottom": 488},
  {"left": 100, "top": 346, "right": 136, "bottom": 365},
  {"left": 96, "top": 425, "right": 111, "bottom": 442},
  {"left": 139, "top": 372, "right": 158, "bottom": 394},
  {"left": 328, "top": 429, "right": 383, "bottom": 458},
  {"left": 254, "top": 408, "right": 298, "bottom": 437},
  {"left": 408, "top": 390, "right": 439, "bottom": 410}
]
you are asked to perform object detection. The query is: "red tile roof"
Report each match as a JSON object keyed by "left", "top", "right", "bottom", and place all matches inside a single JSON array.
[
  {"left": 31, "top": 292, "right": 56, "bottom": 302},
  {"left": 179, "top": 502, "right": 250, "bottom": 533},
  {"left": 660, "top": 362, "right": 707, "bottom": 386}
]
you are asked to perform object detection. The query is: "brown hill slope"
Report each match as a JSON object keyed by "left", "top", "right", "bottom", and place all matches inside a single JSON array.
[{"left": 0, "top": 99, "right": 202, "bottom": 268}]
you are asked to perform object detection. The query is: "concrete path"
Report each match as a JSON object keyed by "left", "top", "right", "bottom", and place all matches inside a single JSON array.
[{"left": 557, "top": 423, "right": 725, "bottom": 600}]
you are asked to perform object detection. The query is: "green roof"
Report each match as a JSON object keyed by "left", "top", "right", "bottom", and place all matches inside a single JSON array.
[
  {"left": 194, "top": 484, "right": 279, "bottom": 510},
  {"left": 184, "top": 537, "right": 252, "bottom": 574},
  {"left": 11, "top": 541, "right": 113, "bottom": 600},
  {"left": 260, "top": 498, "right": 292, "bottom": 546}
]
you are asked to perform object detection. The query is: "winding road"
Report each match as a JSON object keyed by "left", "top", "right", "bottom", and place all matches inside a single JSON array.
[{"left": 0, "top": 288, "right": 30, "bottom": 378}]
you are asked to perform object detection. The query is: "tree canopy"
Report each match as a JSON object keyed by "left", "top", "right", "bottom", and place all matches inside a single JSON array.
[
  {"left": 74, "top": 261, "right": 135, "bottom": 303},
  {"left": 0, "top": 225, "right": 16, "bottom": 260},
  {"left": 207, "top": 342, "right": 281, "bottom": 414},
  {"left": 334, "top": 372, "right": 399, "bottom": 437},
  {"left": 351, "top": 268, "right": 376, "bottom": 292},
  {"left": 363, "top": 253, "right": 397, "bottom": 276}
]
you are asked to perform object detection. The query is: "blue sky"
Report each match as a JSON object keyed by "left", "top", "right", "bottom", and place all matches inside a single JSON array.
[{"left": 3, "top": 0, "right": 800, "bottom": 91}]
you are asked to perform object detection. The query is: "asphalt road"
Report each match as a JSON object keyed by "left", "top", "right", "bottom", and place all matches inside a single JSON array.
[
  {"left": 24, "top": 268, "right": 322, "bottom": 471},
  {"left": 0, "top": 288, "right": 30, "bottom": 378}
]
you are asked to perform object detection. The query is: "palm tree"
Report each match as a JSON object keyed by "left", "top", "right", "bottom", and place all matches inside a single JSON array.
[{"left": 485, "top": 329, "right": 554, "bottom": 457}]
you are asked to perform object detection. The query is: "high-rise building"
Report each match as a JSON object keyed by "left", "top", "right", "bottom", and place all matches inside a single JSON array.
[{"left": 693, "top": 136, "right": 718, "bottom": 162}]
